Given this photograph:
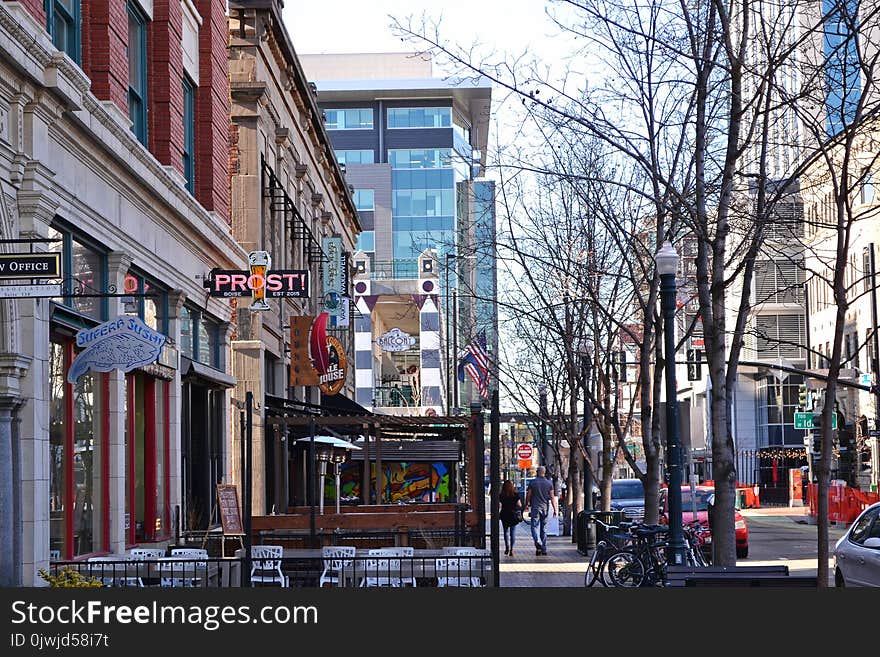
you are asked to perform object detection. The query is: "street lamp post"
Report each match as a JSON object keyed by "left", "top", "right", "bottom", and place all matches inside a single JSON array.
[
  {"left": 579, "top": 344, "right": 595, "bottom": 550},
  {"left": 538, "top": 384, "right": 549, "bottom": 474},
  {"left": 657, "top": 240, "right": 686, "bottom": 566}
]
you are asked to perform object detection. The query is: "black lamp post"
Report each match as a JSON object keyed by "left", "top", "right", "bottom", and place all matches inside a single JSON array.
[
  {"left": 538, "top": 383, "right": 549, "bottom": 475},
  {"left": 657, "top": 240, "right": 686, "bottom": 565},
  {"left": 579, "top": 343, "right": 595, "bottom": 549}
]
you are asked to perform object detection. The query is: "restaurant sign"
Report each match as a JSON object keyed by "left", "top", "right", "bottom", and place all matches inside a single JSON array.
[
  {"left": 310, "top": 312, "right": 348, "bottom": 395},
  {"left": 68, "top": 316, "right": 167, "bottom": 383},
  {"left": 203, "top": 251, "right": 309, "bottom": 305},
  {"left": 376, "top": 328, "right": 417, "bottom": 352}
]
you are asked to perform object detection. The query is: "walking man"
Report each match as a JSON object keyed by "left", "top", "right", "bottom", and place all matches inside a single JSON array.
[{"left": 525, "top": 466, "right": 558, "bottom": 555}]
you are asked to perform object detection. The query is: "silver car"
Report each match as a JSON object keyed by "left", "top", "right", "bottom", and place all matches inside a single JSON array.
[{"left": 833, "top": 501, "right": 880, "bottom": 587}]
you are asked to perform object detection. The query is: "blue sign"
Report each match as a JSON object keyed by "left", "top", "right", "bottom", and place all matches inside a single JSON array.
[{"left": 68, "top": 317, "right": 167, "bottom": 383}]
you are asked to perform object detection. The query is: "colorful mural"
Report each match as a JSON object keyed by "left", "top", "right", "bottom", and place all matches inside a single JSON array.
[{"left": 330, "top": 462, "right": 451, "bottom": 502}]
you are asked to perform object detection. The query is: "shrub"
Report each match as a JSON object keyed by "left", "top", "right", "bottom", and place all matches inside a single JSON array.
[{"left": 38, "top": 567, "right": 103, "bottom": 588}]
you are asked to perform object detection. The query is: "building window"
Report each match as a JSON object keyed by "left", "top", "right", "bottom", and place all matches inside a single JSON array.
[
  {"left": 45, "top": 0, "right": 80, "bottom": 63},
  {"left": 180, "top": 305, "right": 220, "bottom": 368},
  {"left": 387, "top": 107, "right": 452, "bottom": 129},
  {"left": 47, "top": 224, "right": 107, "bottom": 322},
  {"left": 823, "top": 0, "right": 860, "bottom": 136},
  {"left": 758, "top": 374, "right": 803, "bottom": 446},
  {"left": 388, "top": 148, "right": 452, "bottom": 170},
  {"left": 336, "top": 149, "right": 374, "bottom": 165},
  {"left": 123, "top": 270, "right": 168, "bottom": 334},
  {"left": 353, "top": 189, "right": 375, "bottom": 211},
  {"left": 325, "top": 108, "right": 373, "bottom": 130},
  {"left": 49, "top": 338, "right": 107, "bottom": 559},
  {"left": 127, "top": 1, "right": 149, "bottom": 145},
  {"left": 182, "top": 76, "right": 196, "bottom": 193},
  {"left": 356, "top": 231, "right": 375, "bottom": 253}
]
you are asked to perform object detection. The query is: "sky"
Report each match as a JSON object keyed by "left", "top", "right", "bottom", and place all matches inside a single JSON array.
[{"left": 284, "top": 1, "right": 598, "bottom": 169}]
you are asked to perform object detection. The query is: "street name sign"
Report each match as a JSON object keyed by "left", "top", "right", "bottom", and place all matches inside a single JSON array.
[{"left": 794, "top": 411, "right": 837, "bottom": 430}]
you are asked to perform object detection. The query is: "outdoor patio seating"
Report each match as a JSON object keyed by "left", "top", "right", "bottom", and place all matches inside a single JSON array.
[
  {"left": 250, "top": 545, "right": 288, "bottom": 587},
  {"left": 319, "top": 546, "right": 356, "bottom": 587},
  {"left": 435, "top": 557, "right": 484, "bottom": 587},
  {"left": 360, "top": 548, "right": 415, "bottom": 587},
  {"left": 87, "top": 556, "right": 143, "bottom": 587},
  {"left": 127, "top": 548, "right": 166, "bottom": 560},
  {"left": 157, "top": 556, "right": 205, "bottom": 587}
]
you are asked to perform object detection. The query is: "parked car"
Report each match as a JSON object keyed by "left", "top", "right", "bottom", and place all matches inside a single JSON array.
[
  {"left": 833, "top": 501, "right": 880, "bottom": 587},
  {"left": 609, "top": 478, "right": 645, "bottom": 522},
  {"left": 659, "top": 486, "right": 750, "bottom": 558}
]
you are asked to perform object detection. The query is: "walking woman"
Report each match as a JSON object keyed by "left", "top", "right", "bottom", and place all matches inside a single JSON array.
[{"left": 499, "top": 479, "right": 523, "bottom": 556}]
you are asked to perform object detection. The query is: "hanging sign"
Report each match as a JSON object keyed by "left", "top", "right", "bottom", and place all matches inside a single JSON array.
[
  {"left": 310, "top": 312, "right": 348, "bottom": 395},
  {"left": 290, "top": 315, "right": 319, "bottom": 386},
  {"left": 0, "top": 283, "right": 62, "bottom": 298},
  {"left": 376, "top": 328, "right": 417, "bottom": 352},
  {"left": 322, "top": 237, "right": 350, "bottom": 324},
  {"left": 0, "top": 252, "right": 61, "bottom": 279},
  {"left": 67, "top": 316, "right": 167, "bottom": 383},
  {"left": 203, "top": 250, "right": 309, "bottom": 304}
]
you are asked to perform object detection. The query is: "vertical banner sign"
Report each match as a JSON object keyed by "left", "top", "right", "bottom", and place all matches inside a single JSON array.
[
  {"left": 290, "top": 315, "right": 319, "bottom": 386},
  {"left": 322, "top": 237, "right": 350, "bottom": 327}
]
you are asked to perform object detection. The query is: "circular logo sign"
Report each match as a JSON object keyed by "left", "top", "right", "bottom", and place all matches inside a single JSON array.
[
  {"left": 318, "top": 336, "right": 347, "bottom": 396},
  {"left": 517, "top": 443, "right": 534, "bottom": 460}
]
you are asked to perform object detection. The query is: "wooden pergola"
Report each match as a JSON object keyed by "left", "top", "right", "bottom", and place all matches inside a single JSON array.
[{"left": 256, "top": 405, "right": 487, "bottom": 548}]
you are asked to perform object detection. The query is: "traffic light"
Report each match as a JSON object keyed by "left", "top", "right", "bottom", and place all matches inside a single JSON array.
[
  {"left": 812, "top": 432, "right": 822, "bottom": 454},
  {"left": 798, "top": 384, "right": 808, "bottom": 410}
]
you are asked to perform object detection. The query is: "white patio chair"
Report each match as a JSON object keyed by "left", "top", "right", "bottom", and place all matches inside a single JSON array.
[
  {"left": 250, "top": 545, "right": 288, "bottom": 587},
  {"left": 393, "top": 547, "right": 417, "bottom": 587},
  {"left": 87, "top": 556, "right": 143, "bottom": 588},
  {"left": 443, "top": 547, "right": 480, "bottom": 556},
  {"left": 158, "top": 556, "right": 204, "bottom": 587},
  {"left": 360, "top": 548, "right": 406, "bottom": 587},
  {"left": 169, "top": 548, "right": 209, "bottom": 559},
  {"left": 435, "top": 557, "right": 483, "bottom": 587},
  {"left": 319, "top": 546, "right": 356, "bottom": 588},
  {"left": 127, "top": 548, "right": 165, "bottom": 560}
]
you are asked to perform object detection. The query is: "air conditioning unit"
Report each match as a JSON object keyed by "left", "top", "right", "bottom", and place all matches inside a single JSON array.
[
  {"left": 353, "top": 279, "right": 370, "bottom": 297},
  {"left": 419, "top": 279, "right": 436, "bottom": 294}
]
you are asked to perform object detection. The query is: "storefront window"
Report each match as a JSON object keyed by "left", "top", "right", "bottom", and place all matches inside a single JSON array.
[
  {"left": 180, "top": 306, "right": 194, "bottom": 359},
  {"left": 49, "top": 338, "right": 106, "bottom": 558},
  {"left": 198, "top": 315, "right": 217, "bottom": 367},
  {"left": 123, "top": 270, "right": 167, "bottom": 333},
  {"left": 49, "top": 223, "right": 107, "bottom": 322},
  {"left": 125, "top": 372, "right": 170, "bottom": 543}
]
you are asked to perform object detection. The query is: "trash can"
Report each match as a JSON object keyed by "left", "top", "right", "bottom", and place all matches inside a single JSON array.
[
  {"left": 576, "top": 511, "right": 590, "bottom": 555},
  {"left": 592, "top": 511, "right": 624, "bottom": 543}
]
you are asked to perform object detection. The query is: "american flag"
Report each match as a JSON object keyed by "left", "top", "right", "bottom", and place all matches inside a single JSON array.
[{"left": 458, "top": 331, "right": 490, "bottom": 400}]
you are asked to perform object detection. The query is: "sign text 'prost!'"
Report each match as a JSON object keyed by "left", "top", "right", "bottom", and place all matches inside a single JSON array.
[{"left": 204, "top": 269, "right": 310, "bottom": 298}]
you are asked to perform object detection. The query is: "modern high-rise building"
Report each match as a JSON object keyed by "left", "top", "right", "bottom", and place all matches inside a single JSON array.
[{"left": 300, "top": 53, "right": 497, "bottom": 414}]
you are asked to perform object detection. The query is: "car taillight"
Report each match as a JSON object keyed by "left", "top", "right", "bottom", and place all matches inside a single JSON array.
[{"left": 735, "top": 520, "right": 745, "bottom": 530}]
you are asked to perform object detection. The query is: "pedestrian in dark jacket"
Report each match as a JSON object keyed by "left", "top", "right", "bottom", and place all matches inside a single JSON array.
[{"left": 499, "top": 480, "right": 522, "bottom": 556}]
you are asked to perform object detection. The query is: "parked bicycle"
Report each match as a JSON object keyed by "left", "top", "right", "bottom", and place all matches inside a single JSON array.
[{"left": 584, "top": 519, "right": 635, "bottom": 587}]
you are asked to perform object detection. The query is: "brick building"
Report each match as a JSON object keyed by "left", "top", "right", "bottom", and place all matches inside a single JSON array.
[{"left": 0, "top": 0, "right": 241, "bottom": 585}]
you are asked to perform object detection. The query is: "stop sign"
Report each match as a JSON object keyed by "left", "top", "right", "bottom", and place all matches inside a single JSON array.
[{"left": 517, "top": 443, "right": 534, "bottom": 460}]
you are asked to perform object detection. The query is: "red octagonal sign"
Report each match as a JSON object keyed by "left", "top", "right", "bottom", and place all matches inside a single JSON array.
[{"left": 517, "top": 443, "right": 534, "bottom": 460}]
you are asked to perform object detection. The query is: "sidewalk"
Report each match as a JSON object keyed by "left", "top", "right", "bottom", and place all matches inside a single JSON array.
[{"left": 499, "top": 533, "right": 588, "bottom": 587}]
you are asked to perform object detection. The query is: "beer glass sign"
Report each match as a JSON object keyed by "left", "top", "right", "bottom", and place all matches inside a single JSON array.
[{"left": 248, "top": 250, "right": 271, "bottom": 311}]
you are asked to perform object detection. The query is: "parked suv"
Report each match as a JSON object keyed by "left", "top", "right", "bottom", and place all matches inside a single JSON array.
[{"left": 609, "top": 478, "right": 646, "bottom": 522}]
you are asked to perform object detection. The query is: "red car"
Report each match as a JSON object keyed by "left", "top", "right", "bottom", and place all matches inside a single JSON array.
[{"left": 660, "top": 486, "right": 749, "bottom": 559}]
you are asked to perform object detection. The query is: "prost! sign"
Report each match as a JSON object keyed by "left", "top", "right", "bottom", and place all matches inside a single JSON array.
[{"left": 203, "top": 251, "right": 309, "bottom": 309}]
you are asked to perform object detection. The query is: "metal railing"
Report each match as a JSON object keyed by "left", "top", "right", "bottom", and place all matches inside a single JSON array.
[
  {"left": 48, "top": 558, "right": 241, "bottom": 588},
  {"left": 367, "top": 260, "right": 420, "bottom": 280}
]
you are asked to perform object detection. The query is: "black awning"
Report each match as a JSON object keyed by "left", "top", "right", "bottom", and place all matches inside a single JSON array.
[
  {"left": 320, "top": 392, "right": 373, "bottom": 416},
  {"left": 350, "top": 439, "right": 461, "bottom": 462},
  {"left": 181, "top": 356, "right": 236, "bottom": 388}
]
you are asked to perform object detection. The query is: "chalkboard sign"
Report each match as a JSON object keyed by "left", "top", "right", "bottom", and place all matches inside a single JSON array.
[{"left": 216, "top": 484, "right": 243, "bottom": 535}]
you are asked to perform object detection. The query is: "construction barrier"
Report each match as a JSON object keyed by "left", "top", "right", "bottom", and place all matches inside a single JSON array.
[{"left": 807, "top": 483, "right": 880, "bottom": 524}]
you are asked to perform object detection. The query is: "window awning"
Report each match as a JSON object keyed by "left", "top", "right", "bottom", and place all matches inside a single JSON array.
[{"left": 181, "top": 356, "right": 236, "bottom": 388}]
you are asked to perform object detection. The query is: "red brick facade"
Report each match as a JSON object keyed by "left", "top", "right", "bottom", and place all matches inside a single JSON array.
[
  {"left": 84, "top": 0, "right": 129, "bottom": 116},
  {"left": 195, "top": 0, "right": 230, "bottom": 223},
  {"left": 18, "top": 0, "right": 45, "bottom": 26},
  {"left": 148, "top": 0, "right": 185, "bottom": 173}
]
